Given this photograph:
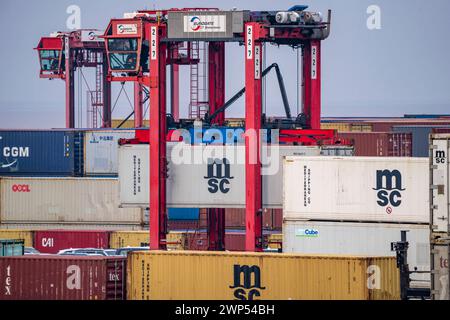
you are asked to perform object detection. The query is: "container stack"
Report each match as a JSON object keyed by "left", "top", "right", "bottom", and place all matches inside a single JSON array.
[
  {"left": 282, "top": 156, "right": 430, "bottom": 284},
  {"left": 429, "top": 133, "right": 450, "bottom": 300},
  {"left": 322, "top": 115, "right": 450, "bottom": 157}
]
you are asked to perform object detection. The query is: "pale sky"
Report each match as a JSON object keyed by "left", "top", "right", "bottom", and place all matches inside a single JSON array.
[{"left": 1, "top": 0, "right": 449, "bottom": 129}]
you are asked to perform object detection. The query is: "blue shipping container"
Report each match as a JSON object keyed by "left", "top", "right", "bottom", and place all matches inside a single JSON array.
[
  {"left": 0, "top": 130, "right": 83, "bottom": 176},
  {"left": 168, "top": 208, "right": 199, "bottom": 220}
]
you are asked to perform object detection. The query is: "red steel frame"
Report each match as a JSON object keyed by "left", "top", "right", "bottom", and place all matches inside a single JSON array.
[
  {"left": 103, "top": 9, "right": 330, "bottom": 251},
  {"left": 207, "top": 42, "right": 226, "bottom": 250},
  {"left": 36, "top": 33, "right": 112, "bottom": 129},
  {"left": 148, "top": 24, "right": 168, "bottom": 250}
]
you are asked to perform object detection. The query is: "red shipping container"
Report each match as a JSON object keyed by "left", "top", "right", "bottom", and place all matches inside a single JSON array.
[
  {"left": 336, "top": 132, "right": 412, "bottom": 157},
  {"left": 225, "top": 208, "right": 283, "bottom": 230},
  {"left": 0, "top": 255, "right": 126, "bottom": 300},
  {"left": 34, "top": 230, "right": 110, "bottom": 254},
  {"left": 432, "top": 128, "right": 450, "bottom": 134},
  {"left": 168, "top": 220, "right": 199, "bottom": 231}
]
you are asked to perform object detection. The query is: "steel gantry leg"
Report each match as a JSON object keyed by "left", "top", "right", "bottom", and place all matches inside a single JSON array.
[
  {"left": 64, "top": 37, "right": 75, "bottom": 128},
  {"left": 244, "top": 23, "right": 263, "bottom": 252},
  {"left": 149, "top": 24, "right": 168, "bottom": 250},
  {"left": 302, "top": 40, "right": 321, "bottom": 130},
  {"left": 102, "top": 52, "right": 112, "bottom": 128},
  {"left": 207, "top": 41, "right": 226, "bottom": 251},
  {"left": 134, "top": 82, "right": 143, "bottom": 128}
]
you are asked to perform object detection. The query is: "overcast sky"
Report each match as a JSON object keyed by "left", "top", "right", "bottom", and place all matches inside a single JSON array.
[{"left": 1, "top": 0, "right": 449, "bottom": 129}]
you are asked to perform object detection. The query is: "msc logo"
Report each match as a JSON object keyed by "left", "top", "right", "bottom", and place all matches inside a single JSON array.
[
  {"left": 435, "top": 150, "right": 446, "bottom": 164},
  {"left": 204, "top": 158, "right": 234, "bottom": 194},
  {"left": 229, "top": 265, "right": 265, "bottom": 300},
  {"left": 373, "top": 169, "right": 405, "bottom": 213}
]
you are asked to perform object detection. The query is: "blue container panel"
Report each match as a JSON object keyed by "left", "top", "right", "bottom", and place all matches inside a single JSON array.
[
  {"left": 0, "top": 131, "right": 80, "bottom": 176},
  {"left": 168, "top": 208, "right": 200, "bottom": 220}
]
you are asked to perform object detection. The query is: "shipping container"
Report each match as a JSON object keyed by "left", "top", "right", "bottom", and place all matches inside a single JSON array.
[
  {"left": 283, "top": 156, "right": 429, "bottom": 223},
  {"left": 432, "top": 128, "right": 450, "bottom": 134},
  {"left": 119, "top": 144, "right": 320, "bottom": 208},
  {"left": 0, "top": 223, "right": 144, "bottom": 231},
  {"left": 168, "top": 220, "right": 200, "bottom": 231},
  {"left": 111, "top": 119, "right": 149, "bottom": 128},
  {"left": 0, "top": 256, "right": 126, "bottom": 300},
  {"left": 168, "top": 208, "right": 199, "bottom": 220},
  {"left": 110, "top": 231, "right": 149, "bottom": 249},
  {"left": 370, "top": 120, "right": 450, "bottom": 132},
  {"left": 336, "top": 132, "right": 412, "bottom": 157},
  {"left": 393, "top": 126, "right": 450, "bottom": 157},
  {"left": 0, "top": 130, "right": 83, "bottom": 176},
  {"left": 0, "top": 177, "right": 143, "bottom": 225},
  {"left": 320, "top": 122, "right": 351, "bottom": 132},
  {"left": 267, "top": 233, "right": 282, "bottom": 250},
  {"left": 283, "top": 220, "right": 429, "bottom": 282},
  {"left": 224, "top": 208, "right": 282, "bottom": 230},
  {"left": 126, "top": 251, "right": 400, "bottom": 300},
  {"left": 34, "top": 230, "right": 110, "bottom": 254},
  {"left": 84, "top": 130, "right": 135, "bottom": 176},
  {"left": 430, "top": 243, "right": 449, "bottom": 300},
  {"left": 320, "top": 145, "right": 354, "bottom": 156},
  {"left": 429, "top": 134, "right": 450, "bottom": 233},
  {"left": 0, "top": 229, "right": 33, "bottom": 246},
  {"left": 0, "top": 239, "right": 24, "bottom": 256}
]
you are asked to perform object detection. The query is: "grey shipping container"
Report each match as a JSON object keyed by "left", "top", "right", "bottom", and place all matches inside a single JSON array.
[
  {"left": 0, "top": 130, "right": 83, "bottom": 176},
  {"left": 283, "top": 220, "right": 430, "bottom": 283},
  {"left": 393, "top": 125, "right": 450, "bottom": 157},
  {"left": 84, "top": 130, "right": 135, "bottom": 176}
]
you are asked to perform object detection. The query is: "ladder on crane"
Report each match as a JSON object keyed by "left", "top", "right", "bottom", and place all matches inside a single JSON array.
[{"left": 189, "top": 41, "right": 209, "bottom": 119}]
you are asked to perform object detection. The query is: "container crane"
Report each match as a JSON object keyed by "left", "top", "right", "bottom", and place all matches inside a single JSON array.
[{"left": 103, "top": 5, "right": 334, "bottom": 252}]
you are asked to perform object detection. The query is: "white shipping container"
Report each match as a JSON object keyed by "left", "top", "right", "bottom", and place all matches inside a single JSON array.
[
  {"left": 0, "top": 177, "right": 143, "bottom": 224},
  {"left": 283, "top": 156, "right": 429, "bottom": 223},
  {"left": 118, "top": 144, "right": 320, "bottom": 208},
  {"left": 84, "top": 130, "right": 135, "bottom": 175},
  {"left": 283, "top": 220, "right": 430, "bottom": 282},
  {"left": 430, "top": 134, "right": 450, "bottom": 233},
  {"left": 0, "top": 223, "right": 145, "bottom": 231}
]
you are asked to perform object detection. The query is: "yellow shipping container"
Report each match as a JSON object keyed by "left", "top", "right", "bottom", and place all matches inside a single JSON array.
[
  {"left": 167, "top": 232, "right": 187, "bottom": 250},
  {"left": 320, "top": 122, "right": 351, "bottom": 132},
  {"left": 350, "top": 124, "right": 372, "bottom": 132},
  {"left": 110, "top": 231, "right": 149, "bottom": 249},
  {"left": 0, "top": 229, "right": 33, "bottom": 247},
  {"left": 111, "top": 119, "right": 149, "bottom": 129},
  {"left": 267, "top": 233, "right": 282, "bottom": 250},
  {"left": 110, "top": 231, "right": 186, "bottom": 250},
  {"left": 127, "top": 251, "right": 400, "bottom": 300}
]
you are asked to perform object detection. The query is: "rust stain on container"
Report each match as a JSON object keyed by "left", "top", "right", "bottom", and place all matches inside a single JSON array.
[
  {"left": 0, "top": 255, "right": 126, "bottom": 300},
  {"left": 127, "top": 251, "right": 400, "bottom": 300}
]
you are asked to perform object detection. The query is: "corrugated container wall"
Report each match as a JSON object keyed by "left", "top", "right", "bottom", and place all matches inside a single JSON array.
[
  {"left": 283, "top": 156, "right": 429, "bottom": 223},
  {"left": 34, "top": 230, "right": 110, "bottom": 254},
  {"left": 0, "top": 256, "right": 126, "bottom": 300},
  {"left": 0, "top": 177, "right": 143, "bottom": 226},
  {"left": 283, "top": 221, "right": 429, "bottom": 282},
  {"left": 0, "top": 229, "right": 33, "bottom": 246},
  {"left": 336, "top": 132, "right": 412, "bottom": 157},
  {"left": 225, "top": 208, "right": 282, "bottom": 230},
  {"left": 0, "top": 130, "right": 83, "bottom": 176},
  {"left": 127, "top": 251, "right": 400, "bottom": 300},
  {"left": 84, "top": 130, "right": 135, "bottom": 175}
]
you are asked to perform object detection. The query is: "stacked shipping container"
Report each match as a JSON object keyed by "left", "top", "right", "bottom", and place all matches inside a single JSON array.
[{"left": 282, "top": 156, "right": 430, "bottom": 283}]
